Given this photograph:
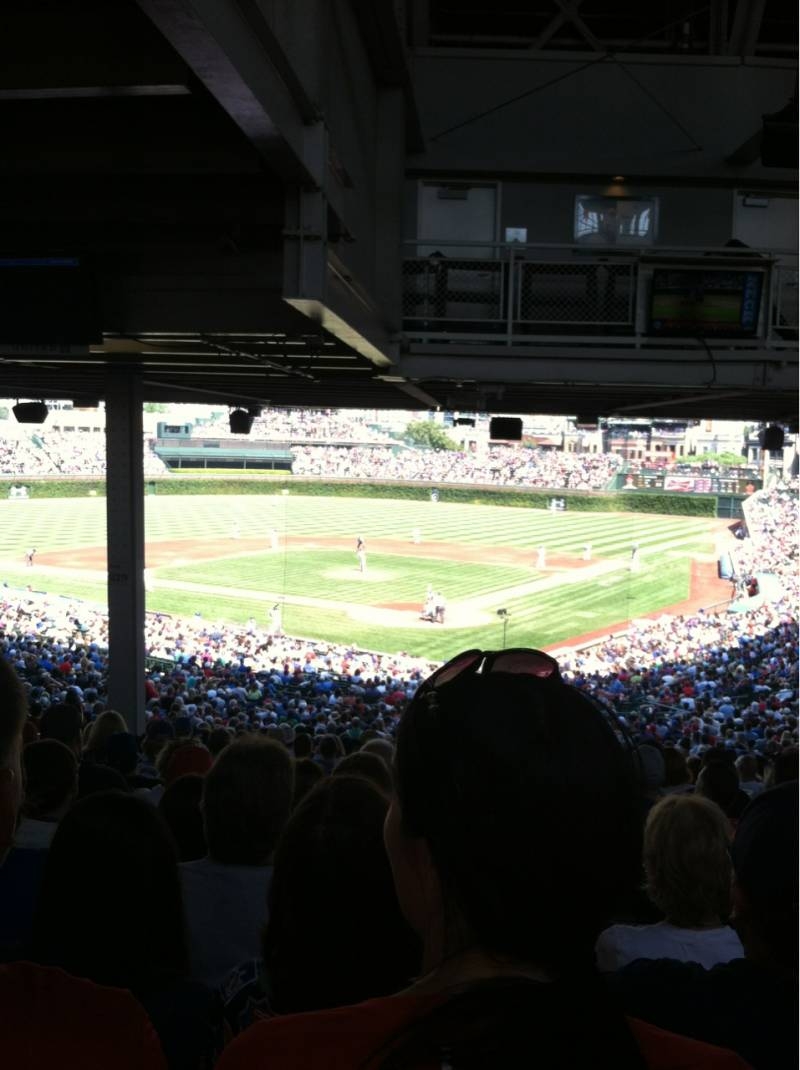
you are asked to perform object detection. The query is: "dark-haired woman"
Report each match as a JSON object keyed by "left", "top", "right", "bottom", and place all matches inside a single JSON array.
[
  {"left": 218, "top": 649, "right": 749, "bottom": 1070},
  {"left": 221, "top": 775, "right": 418, "bottom": 1034},
  {"left": 30, "top": 791, "right": 222, "bottom": 1069}
]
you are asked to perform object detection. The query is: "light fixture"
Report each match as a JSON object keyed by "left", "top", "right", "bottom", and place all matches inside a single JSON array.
[
  {"left": 13, "top": 401, "right": 49, "bottom": 424},
  {"left": 612, "top": 175, "right": 625, "bottom": 182}
]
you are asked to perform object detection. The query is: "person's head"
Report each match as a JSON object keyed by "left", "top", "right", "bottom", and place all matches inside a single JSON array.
[
  {"left": 31, "top": 791, "right": 188, "bottom": 990},
  {"left": 202, "top": 738, "right": 293, "bottom": 865},
  {"left": 661, "top": 746, "right": 689, "bottom": 789},
  {"left": 695, "top": 761, "right": 749, "bottom": 819},
  {"left": 292, "top": 732, "right": 312, "bottom": 760},
  {"left": 39, "top": 703, "right": 83, "bottom": 757},
  {"left": 158, "top": 774, "right": 206, "bottom": 862},
  {"left": 83, "top": 709, "right": 127, "bottom": 761},
  {"left": 206, "top": 727, "right": 231, "bottom": 758},
  {"left": 735, "top": 754, "right": 760, "bottom": 784},
  {"left": 771, "top": 746, "right": 798, "bottom": 786},
  {"left": 643, "top": 794, "right": 733, "bottom": 927},
  {"left": 636, "top": 743, "right": 665, "bottom": 797},
  {"left": 156, "top": 738, "right": 212, "bottom": 786},
  {"left": 0, "top": 658, "right": 27, "bottom": 864},
  {"left": 686, "top": 754, "right": 702, "bottom": 784},
  {"left": 361, "top": 737, "right": 395, "bottom": 767},
  {"left": 21, "top": 740, "right": 78, "bottom": 821},
  {"left": 292, "top": 757, "right": 325, "bottom": 808},
  {"left": 263, "top": 775, "right": 418, "bottom": 1013},
  {"left": 317, "top": 734, "right": 342, "bottom": 761},
  {"left": 77, "top": 762, "right": 130, "bottom": 799},
  {"left": 385, "top": 649, "right": 642, "bottom": 977},
  {"left": 731, "top": 783, "right": 798, "bottom": 970},
  {"left": 333, "top": 751, "right": 392, "bottom": 795},
  {"left": 104, "top": 732, "right": 140, "bottom": 777}
]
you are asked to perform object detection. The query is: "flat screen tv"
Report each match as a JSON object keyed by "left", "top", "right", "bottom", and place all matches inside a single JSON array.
[
  {"left": 649, "top": 268, "right": 763, "bottom": 338},
  {"left": 0, "top": 255, "right": 101, "bottom": 345}
]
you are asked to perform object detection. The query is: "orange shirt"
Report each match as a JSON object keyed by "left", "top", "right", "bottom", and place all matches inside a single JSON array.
[
  {"left": 218, "top": 992, "right": 751, "bottom": 1070},
  {"left": 2, "top": 961, "right": 167, "bottom": 1070}
]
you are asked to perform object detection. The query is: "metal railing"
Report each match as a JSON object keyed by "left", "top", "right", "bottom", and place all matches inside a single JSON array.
[{"left": 402, "top": 241, "right": 799, "bottom": 346}]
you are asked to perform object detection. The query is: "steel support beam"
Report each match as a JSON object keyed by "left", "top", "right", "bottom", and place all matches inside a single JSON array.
[
  {"left": 727, "top": 0, "right": 767, "bottom": 56},
  {"left": 105, "top": 370, "right": 146, "bottom": 735},
  {"left": 136, "top": 0, "right": 320, "bottom": 184}
]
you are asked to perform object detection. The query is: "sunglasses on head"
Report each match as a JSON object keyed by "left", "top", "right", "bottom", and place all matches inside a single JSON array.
[{"left": 416, "top": 647, "right": 563, "bottom": 698}]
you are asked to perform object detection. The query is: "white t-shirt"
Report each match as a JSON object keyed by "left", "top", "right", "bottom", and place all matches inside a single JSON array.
[{"left": 595, "top": 920, "right": 744, "bottom": 972}]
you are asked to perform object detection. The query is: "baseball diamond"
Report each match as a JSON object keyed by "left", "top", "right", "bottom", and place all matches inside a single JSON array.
[{"left": 0, "top": 492, "right": 732, "bottom": 660}]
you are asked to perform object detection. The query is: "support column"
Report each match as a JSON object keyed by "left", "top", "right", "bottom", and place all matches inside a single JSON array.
[
  {"left": 374, "top": 87, "right": 405, "bottom": 336},
  {"left": 105, "top": 369, "right": 146, "bottom": 734}
]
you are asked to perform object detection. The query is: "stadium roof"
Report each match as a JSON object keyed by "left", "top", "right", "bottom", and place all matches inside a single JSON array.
[{"left": 0, "top": 0, "right": 796, "bottom": 421}]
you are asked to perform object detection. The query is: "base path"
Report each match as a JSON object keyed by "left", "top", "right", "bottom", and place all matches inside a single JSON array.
[{"left": 34, "top": 535, "right": 591, "bottom": 573}]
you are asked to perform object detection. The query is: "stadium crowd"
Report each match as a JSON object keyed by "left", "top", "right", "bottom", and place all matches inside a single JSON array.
[
  {"left": 291, "top": 444, "right": 621, "bottom": 489},
  {"left": 0, "top": 479, "right": 796, "bottom": 1068},
  {"left": 196, "top": 408, "right": 393, "bottom": 443},
  {"left": 0, "top": 431, "right": 167, "bottom": 477}
]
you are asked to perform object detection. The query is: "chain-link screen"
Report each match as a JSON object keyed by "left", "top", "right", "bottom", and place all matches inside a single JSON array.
[
  {"left": 517, "top": 261, "right": 635, "bottom": 325},
  {"left": 402, "top": 258, "right": 504, "bottom": 322},
  {"left": 773, "top": 267, "right": 798, "bottom": 332}
]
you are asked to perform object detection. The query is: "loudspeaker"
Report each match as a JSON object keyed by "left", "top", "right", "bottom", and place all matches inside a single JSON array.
[
  {"left": 489, "top": 417, "right": 522, "bottom": 441},
  {"left": 760, "top": 425, "right": 785, "bottom": 451},
  {"left": 12, "top": 401, "right": 49, "bottom": 424},
  {"left": 229, "top": 408, "right": 254, "bottom": 435}
]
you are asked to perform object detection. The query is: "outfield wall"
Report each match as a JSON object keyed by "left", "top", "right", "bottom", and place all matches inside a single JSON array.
[{"left": 0, "top": 475, "right": 722, "bottom": 517}]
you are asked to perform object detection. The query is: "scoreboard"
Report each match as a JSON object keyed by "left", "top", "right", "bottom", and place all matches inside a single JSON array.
[{"left": 624, "top": 472, "right": 759, "bottom": 494}]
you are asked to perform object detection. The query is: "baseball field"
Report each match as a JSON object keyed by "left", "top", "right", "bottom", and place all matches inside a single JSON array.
[{"left": 0, "top": 492, "right": 732, "bottom": 659}]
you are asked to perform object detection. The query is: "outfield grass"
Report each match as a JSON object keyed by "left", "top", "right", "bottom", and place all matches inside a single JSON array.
[{"left": 0, "top": 493, "right": 717, "bottom": 658}]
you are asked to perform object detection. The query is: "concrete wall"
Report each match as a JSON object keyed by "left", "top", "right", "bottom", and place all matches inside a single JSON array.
[{"left": 404, "top": 179, "right": 738, "bottom": 247}]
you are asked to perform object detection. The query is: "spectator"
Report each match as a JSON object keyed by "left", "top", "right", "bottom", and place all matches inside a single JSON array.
[
  {"left": 77, "top": 761, "right": 130, "bottom": 798},
  {"left": 314, "top": 733, "right": 343, "bottom": 775},
  {"left": 696, "top": 762, "right": 750, "bottom": 825},
  {"left": 17, "top": 739, "right": 77, "bottom": 848},
  {"left": 770, "top": 745, "right": 798, "bottom": 785},
  {"left": 360, "top": 737, "right": 395, "bottom": 767},
  {"left": 332, "top": 751, "right": 393, "bottom": 795},
  {"left": 596, "top": 795, "right": 743, "bottom": 971},
  {"left": 292, "top": 757, "right": 325, "bottom": 807},
  {"left": 0, "top": 658, "right": 167, "bottom": 1068},
  {"left": 181, "top": 738, "right": 293, "bottom": 986},
  {"left": 206, "top": 727, "right": 232, "bottom": 758},
  {"left": 218, "top": 648, "right": 746, "bottom": 1070},
  {"left": 0, "top": 739, "right": 76, "bottom": 955},
  {"left": 222, "top": 776, "right": 418, "bottom": 1034},
  {"left": 735, "top": 754, "right": 763, "bottom": 797},
  {"left": 662, "top": 747, "right": 692, "bottom": 794},
  {"left": 159, "top": 774, "right": 206, "bottom": 862},
  {"left": 39, "top": 702, "right": 83, "bottom": 757},
  {"left": 30, "top": 790, "right": 220, "bottom": 1069},
  {"left": 82, "top": 709, "right": 128, "bottom": 764},
  {"left": 607, "top": 784, "right": 798, "bottom": 1069}
]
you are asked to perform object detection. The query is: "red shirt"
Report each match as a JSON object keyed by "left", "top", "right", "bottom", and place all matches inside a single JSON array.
[
  {"left": 2, "top": 961, "right": 167, "bottom": 1070},
  {"left": 217, "top": 992, "right": 751, "bottom": 1070}
]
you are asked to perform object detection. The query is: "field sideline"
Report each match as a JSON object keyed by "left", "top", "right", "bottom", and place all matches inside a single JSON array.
[{"left": 0, "top": 494, "right": 731, "bottom": 659}]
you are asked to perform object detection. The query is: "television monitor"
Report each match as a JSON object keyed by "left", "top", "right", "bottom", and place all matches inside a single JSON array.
[
  {"left": 649, "top": 268, "right": 763, "bottom": 338},
  {"left": 0, "top": 255, "right": 101, "bottom": 345},
  {"left": 489, "top": 417, "right": 522, "bottom": 441}
]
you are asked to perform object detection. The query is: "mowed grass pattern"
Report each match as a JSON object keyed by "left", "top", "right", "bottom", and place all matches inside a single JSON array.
[
  {"left": 0, "top": 493, "right": 718, "bottom": 658},
  {"left": 158, "top": 552, "right": 534, "bottom": 606}
]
